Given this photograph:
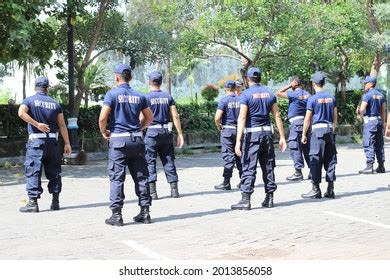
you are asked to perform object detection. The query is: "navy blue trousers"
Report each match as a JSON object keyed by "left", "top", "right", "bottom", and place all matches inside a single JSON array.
[
  {"left": 108, "top": 137, "right": 151, "bottom": 209},
  {"left": 363, "top": 120, "right": 385, "bottom": 164},
  {"left": 144, "top": 129, "right": 178, "bottom": 184},
  {"left": 220, "top": 128, "right": 242, "bottom": 179},
  {"left": 288, "top": 121, "right": 310, "bottom": 170},
  {"left": 240, "top": 132, "right": 277, "bottom": 194},
  {"left": 24, "top": 138, "right": 62, "bottom": 198},
  {"left": 309, "top": 128, "right": 337, "bottom": 184}
]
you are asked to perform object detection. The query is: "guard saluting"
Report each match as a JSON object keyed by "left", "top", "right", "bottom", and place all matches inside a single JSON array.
[
  {"left": 357, "top": 76, "right": 386, "bottom": 174},
  {"left": 18, "top": 77, "right": 71, "bottom": 212},
  {"left": 231, "top": 67, "right": 287, "bottom": 210},
  {"left": 214, "top": 80, "right": 242, "bottom": 190},
  {"left": 276, "top": 77, "right": 311, "bottom": 181},
  {"left": 99, "top": 64, "right": 153, "bottom": 226},
  {"left": 301, "top": 72, "right": 337, "bottom": 199},
  {"left": 144, "top": 71, "right": 184, "bottom": 200}
]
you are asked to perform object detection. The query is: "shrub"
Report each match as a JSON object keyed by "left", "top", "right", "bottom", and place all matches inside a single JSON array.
[{"left": 201, "top": 84, "right": 219, "bottom": 102}]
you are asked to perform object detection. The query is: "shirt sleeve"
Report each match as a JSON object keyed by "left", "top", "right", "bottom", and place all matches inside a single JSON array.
[
  {"left": 21, "top": 98, "right": 30, "bottom": 108},
  {"left": 169, "top": 95, "right": 176, "bottom": 106},
  {"left": 306, "top": 96, "right": 315, "bottom": 111},
  {"left": 103, "top": 91, "right": 113, "bottom": 107},
  {"left": 271, "top": 93, "right": 277, "bottom": 104},
  {"left": 287, "top": 91, "right": 294, "bottom": 101},
  {"left": 140, "top": 96, "right": 148, "bottom": 110},
  {"left": 333, "top": 97, "right": 337, "bottom": 108},
  {"left": 57, "top": 103, "right": 63, "bottom": 113},
  {"left": 362, "top": 93, "right": 370, "bottom": 103},
  {"left": 240, "top": 93, "right": 249, "bottom": 106},
  {"left": 217, "top": 99, "right": 225, "bottom": 111}
]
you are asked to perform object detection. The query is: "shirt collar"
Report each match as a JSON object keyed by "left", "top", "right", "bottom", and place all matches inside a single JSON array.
[
  {"left": 36, "top": 91, "right": 47, "bottom": 96},
  {"left": 118, "top": 83, "right": 130, "bottom": 88}
]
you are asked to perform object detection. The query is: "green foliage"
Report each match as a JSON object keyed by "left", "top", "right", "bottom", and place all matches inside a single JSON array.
[
  {"left": 336, "top": 90, "right": 362, "bottom": 125},
  {"left": 49, "top": 84, "right": 69, "bottom": 105},
  {"left": 201, "top": 84, "right": 219, "bottom": 102},
  {"left": 0, "top": 87, "right": 13, "bottom": 104},
  {"left": 176, "top": 103, "right": 216, "bottom": 132}
]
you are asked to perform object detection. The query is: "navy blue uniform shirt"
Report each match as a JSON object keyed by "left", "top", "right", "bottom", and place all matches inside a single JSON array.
[
  {"left": 240, "top": 84, "right": 276, "bottom": 127},
  {"left": 103, "top": 84, "right": 148, "bottom": 133},
  {"left": 306, "top": 91, "right": 336, "bottom": 125},
  {"left": 21, "top": 92, "right": 63, "bottom": 134},
  {"left": 362, "top": 88, "right": 385, "bottom": 117},
  {"left": 287, "top": 88, "right": 310, "bottom": 118},
  {"left": 217, "top": 93, "right": 240, "bottom": 126},
  {"left": 146, "top": 90, "right": 175, "bottom": 125}
]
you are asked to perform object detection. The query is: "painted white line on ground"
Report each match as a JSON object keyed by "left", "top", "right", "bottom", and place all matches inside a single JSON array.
[
  {"left": 122, "top": 240, "right": 170, "bottom": 260},
  {"left": 323, "top": 211, "right": 390, "bottom": 229}
]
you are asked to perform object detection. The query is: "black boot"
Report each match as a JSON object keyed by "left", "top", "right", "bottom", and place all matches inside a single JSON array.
[
  {"left": 149, "top": 182, "right": 158, "bottom": 200},
  {"left": 307, "top": 172, "right": 312, "bottom": 180},
  {"left": 359, "top": 163, "right": 374, "bottom": 174},
  {"left": 324, "top": 182, "right": 335, "bottom": 198},
  {"left": 170, "top": 182, "right": 180, "bottom": 198},
  {"left": 20, "top": 198, "right": 39, "bottom": 213},
  {"left": 50, "top": 193, "right": 60, "bottom": 210},
  {"left": 214, "top": 178, "right": 231, "bottom": 190},
  {"left": 301, "top": 183, "right": 322, "bottom": 199},
  {"left": 286, "top": 169, "right": 303, "bottom": 181},
  {"left": 375, "top": 162, "right": 385, "bottom": 173},
  {"left": 231, "top": 192, "right": 251, "bottom": 210},
  {"left": 133, "top": 206, "right": 151, "bottom": 224},
  {"left": 105, "top": 208, "right": 123, "bottom": 226},
  {"left": 261, "top": 193, "right": 274, "bottom": 208}
]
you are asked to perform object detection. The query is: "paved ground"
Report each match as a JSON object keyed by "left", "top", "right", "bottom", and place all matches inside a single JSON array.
[{"left": 0, "top": 143, "right": 390, "bottom": 260}]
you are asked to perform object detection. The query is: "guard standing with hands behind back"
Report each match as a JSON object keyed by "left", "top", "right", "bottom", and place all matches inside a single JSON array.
[
  {"left": 357, "top": 76, "right": 386, "bottom": 174},
  {"left": 301, "top": 72, "right": 337, "bottom": 199},
  {"left": 99, "top": 64, "right": 153, "bottom": 226},
  {"left": 18, "top": 77, "right": 71, "bottom": 212},
  {"left": 231, "top": 67, "right": 287, "bottom": 210}
]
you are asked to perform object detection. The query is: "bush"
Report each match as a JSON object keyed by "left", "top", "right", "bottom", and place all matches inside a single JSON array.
[
  {"left": 201, "top": 84, "right": 219, "bottom": 102},
  {"left": 336, "top": 90, "right": 362, "bottom": 124},
  {"left": 176, "top": 103, "right": 216, "bottom": 132}
]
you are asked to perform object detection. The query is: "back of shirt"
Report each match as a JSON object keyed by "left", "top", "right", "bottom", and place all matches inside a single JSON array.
[
  {"left": 217, "top": 94, "right": 240, "bottom": 126},
  {"left": 362, "top": 88, "right": 385, "bottom": 117},
  {"left": 146, "top": 90, "right": 175, "bottom": 125},
  {"left": 103, "top": 84, "right": 148, "bottom": 133},
  {"left": 21, "top": 92, "right": 62, "bottom": 134},
  {"left": 240, "top": 84, "right": 276, "bottom": 127},
  {"left": 287, "top": 88, "right": 310, "bottom": 118},
  {"left": 306, "top": 91, "right": 336, "bottom": 125}
]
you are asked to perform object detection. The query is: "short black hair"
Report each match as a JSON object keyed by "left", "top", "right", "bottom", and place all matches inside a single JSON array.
[
  {"left": 248, "top": 76, "right": 261, "bottom": 84},
  {"left": 150, "top": 79, "right": 162, "bottom": 86},
  {"left": 120, "top": 72, "right": 132, "bottom": 82}
]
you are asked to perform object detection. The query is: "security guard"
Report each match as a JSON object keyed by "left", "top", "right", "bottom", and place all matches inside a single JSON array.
[
  {"left": 357, "top": 76, "right": 386, "bottom": 174},
  {"left": 231, "top": 67, "right": 287, "bottom": 210},
  {"left": 144, "top": 71, "right": 184, "bottom": 200},
  {"left": 235, "top": 80, "right": 243, "bottom": 96},
  {"left": 18, "top": 77, "right": 71, "bottom": 212},
  {"left": 301, "top": 72, "right": 337, "bottom": 199},
  {"left": 276, "top": 77, "right": 311, "bottom": 181},
  {"left": 214, "top": 80, "right": 242, "bottom": 190},
  {"left": 99, "top": 64, "right": 153, "bottom": 226}
]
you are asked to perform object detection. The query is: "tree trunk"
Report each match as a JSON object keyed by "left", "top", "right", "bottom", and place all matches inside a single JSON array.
[
  {"left": 166, "top": 56, "right": 171, "bottom": 94},
  {"left": 74, "top": 69, "right": 85, "bottom": 117},
  {"left": 338, "top": 46, "right": 349, "bottom": 101},
  {"left": 367, "top": 0, "right": 382, "bottom": 76},
  {"left": 22, "top": 62, "right": 27, "bottom": 99}
]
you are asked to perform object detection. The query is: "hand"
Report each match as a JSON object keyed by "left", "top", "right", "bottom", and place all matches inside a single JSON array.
[
  {"left": 235, "top": 143, "right": 241, "bottom": 157},
  {"left": 279, "top": 138, "right": 287, "bottom": 152},
  {"left": 101, "top": 130, "right": 111, "bottom": 140},
  {"left": 301, "top": 135, "right": 307, "bottom": 144},
  {"left": 177, "top": 134, "right": 184, "bottom": 148},
  {"left": 63, "top": 144, "right": 72, "bottom": 156},
  {"left": 37, "top": 123, "right": 50, "bottom": 133},
  {"left": 386, "top": 127, "right": 390, "bottom": 139}
]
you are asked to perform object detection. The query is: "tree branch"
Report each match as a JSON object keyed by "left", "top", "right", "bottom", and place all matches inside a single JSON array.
[
  {"left": 81, "top": 0, "right": 110, "bottom": 70},
  {"left": 85, "top": 47, "right": 119, "bottom": 68},
  {"left": 211, "top": 39, "right": 252, "bottom": 64}
]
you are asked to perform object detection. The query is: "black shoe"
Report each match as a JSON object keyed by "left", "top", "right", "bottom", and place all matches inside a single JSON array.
[
  {"left": 149, "top": 182, "right": 158, "bottom": 200},
  {"left": 301, "top": 184, "right": 322, "bottom": 199},
  {"left": 236, "top": 182, "right": 241, "bottom": 189},
  {"left": 170, "top": 182, "right": 180, "bottom": 198},
  {"left": 214, "top": 179, "right": 231, "bottom": 190},
  {"left": 286, "top": 169, "right": 303, "bottom": 181},
  {"left": 308, "top": 173, "right": 312, "bottom": 180},
  {"left": 324, "top": 182, "right": 335, "bottom": 199},
  {"left": 359, "top": 163, "right": 374, "bottom": 174},
  {"left": 50, "top": 193, "right": 60, "bottom": 210},
  {"left": 20, "top": 198, "right": 39, "bottom": 213},
  {"left": 375, "top": 162, "right": 385, "bottom": 173},
  {"left": 261, "top": 193, "right": 274, "bottom": 208},
  {"left": 133, "top": 206, "right": 151, "bottom": 224},
  {"left": 105, "top": 208, "right": 123, "bottom": 226},
  {"left": 231, "top": 193, "right": 251, "bottom": 210}
]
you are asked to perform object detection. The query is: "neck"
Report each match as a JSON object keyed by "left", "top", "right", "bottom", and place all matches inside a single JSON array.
[
  {"left": 150, "top": 85, "right": 161, "bottom": 91},
  {"left": 117, "top": 81, "right": 128, "bottom": 86}
]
